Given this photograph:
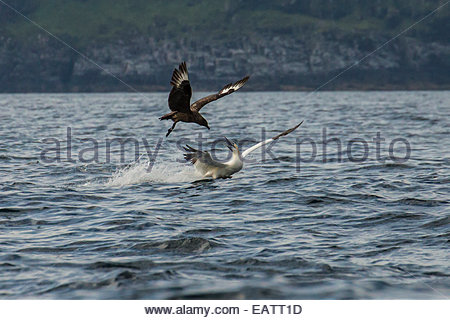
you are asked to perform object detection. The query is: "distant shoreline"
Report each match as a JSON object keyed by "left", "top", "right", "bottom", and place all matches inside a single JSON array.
[
  {"left": 2, "top": 1, "right": 449, "bottom": 95},
  {"left": 1, "top": 85, "right": 449, "bottom": 94}
]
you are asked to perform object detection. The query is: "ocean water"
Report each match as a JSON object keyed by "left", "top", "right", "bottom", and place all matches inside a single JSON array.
[{"left": 0, "top": 91, "right": 449, "bottom": 299}]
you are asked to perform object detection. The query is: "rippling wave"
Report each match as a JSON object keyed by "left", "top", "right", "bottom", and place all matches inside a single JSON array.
[{"left": 0, "top": 91, "right": 449, "bottom": 299}]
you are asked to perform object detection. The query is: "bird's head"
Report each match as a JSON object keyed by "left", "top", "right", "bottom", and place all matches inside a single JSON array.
[
  {"left": 198, "top": 115, "right": 210, "bottom": 130},
  {"left": 224, "top": 137, "right": 239, "bottom": 154}
]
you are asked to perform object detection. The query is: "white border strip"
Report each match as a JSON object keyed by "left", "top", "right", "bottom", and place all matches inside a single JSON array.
[{"left": 0, "top": 300, "right": 448, "bottom": 320}]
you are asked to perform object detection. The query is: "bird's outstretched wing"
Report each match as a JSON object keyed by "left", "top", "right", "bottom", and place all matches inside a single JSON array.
[
  {"left": 168, "top": 62, "right": 192, "bottom": 113},
  {"left": 190, "top": 76, "right": 250, "bottom": 112},
  {"left": 241, "top": 121, "right": 303, "bottom": 159},
  {"left": 184, "top": 145, "right": 226, "bottom": 176}
]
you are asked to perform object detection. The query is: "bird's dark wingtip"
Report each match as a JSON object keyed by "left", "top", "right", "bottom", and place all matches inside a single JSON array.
[
  {"left": 294, "top": 120, "right": 304, "bottom": 130},
  {"left": 236, "top": 75, "right": 250, "bottom": 87},
  {"left": 272, "top": 120, "right": 304, "bottom": 140},
  {"left": 184, "top": 154, "right": 196, "bottom": 163},
  {"left": 183, "top": 147, "right": 198, "bottom": 163},
  {"left": 184, "top": 145, "right": 197, "bottom": 152}
]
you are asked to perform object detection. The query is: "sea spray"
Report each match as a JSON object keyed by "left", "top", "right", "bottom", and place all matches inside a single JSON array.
[{"left": 105, "top": 159, "right": 199, "bottom": 187}]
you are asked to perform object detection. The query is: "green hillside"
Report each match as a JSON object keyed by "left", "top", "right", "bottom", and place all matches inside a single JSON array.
[{"left": 1, "top": 0, "right": 449, "bottom": 45}]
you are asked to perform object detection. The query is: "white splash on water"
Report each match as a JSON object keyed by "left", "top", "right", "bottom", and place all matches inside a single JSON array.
[{"left": 105, "top": 160, "right": 201, "bottom": 187}]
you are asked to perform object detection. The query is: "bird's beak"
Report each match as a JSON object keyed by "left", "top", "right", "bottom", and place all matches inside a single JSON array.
[
  {"left": 224, "top": 137, "right": 234, "bottom": 151},
  {"left": 207, "top": 125, "right": 210, "bottom": 130}
]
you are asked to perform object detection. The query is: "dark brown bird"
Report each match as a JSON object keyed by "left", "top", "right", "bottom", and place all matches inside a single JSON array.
[{"left": 160, "top": 62, "right": 250, "bottom": 137}]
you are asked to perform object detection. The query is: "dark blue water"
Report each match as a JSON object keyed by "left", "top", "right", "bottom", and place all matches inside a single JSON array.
[{"left": 0, "top": 91, "right": 449, "bottom": 299}]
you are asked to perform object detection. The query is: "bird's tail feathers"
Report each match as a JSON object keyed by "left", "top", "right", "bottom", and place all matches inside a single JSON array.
[{"left": 159, "top": 111, "right": 177, "bottom": 121}]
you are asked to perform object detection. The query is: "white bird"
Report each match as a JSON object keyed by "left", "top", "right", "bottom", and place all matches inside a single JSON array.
[{"left": 183, "top": 121, "right": 303, "bottom": 179}]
